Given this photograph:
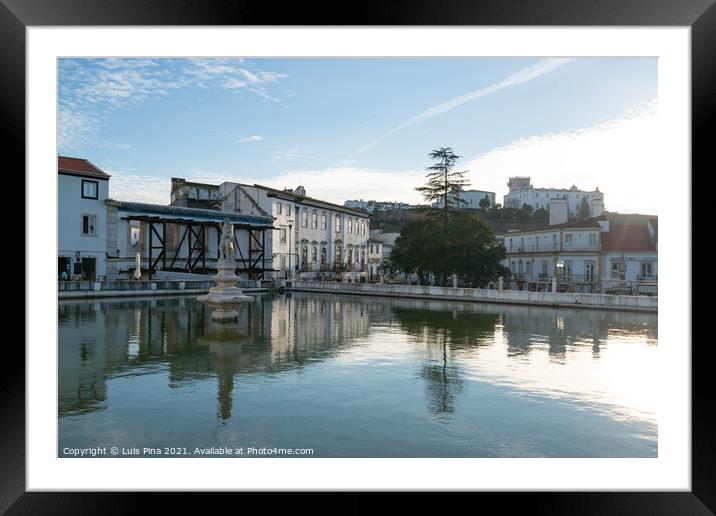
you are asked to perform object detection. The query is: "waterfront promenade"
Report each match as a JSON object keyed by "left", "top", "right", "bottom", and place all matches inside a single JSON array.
[
  {"left": 290, "top": 281, "right": 658, "bottom": 313},
  {"left": 60, "top": 279, "right": 657, "bottom": 313}
]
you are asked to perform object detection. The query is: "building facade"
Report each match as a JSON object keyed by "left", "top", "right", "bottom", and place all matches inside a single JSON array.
[
  {"left": 432, "top": 189, "right": 496, "bottom": 209},
  {"left": 171, "top": 180, "right": 372, "bottom": 282},
  {"left": 58, "top": 157, "right": 111, "bottom": 281},
  {"left": 503, "top": 201, "right": 657, "bottom": 288},
  {"left": 503, "top": 176, "right": 604, "bottom": 217}
]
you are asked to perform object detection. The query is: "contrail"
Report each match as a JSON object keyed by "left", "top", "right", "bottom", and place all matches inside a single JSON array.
[{"left": 354, "top": 58, "right": 574, "bottom": 156}]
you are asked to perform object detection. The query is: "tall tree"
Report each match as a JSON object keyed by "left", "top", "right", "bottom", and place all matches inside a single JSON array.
[
  {"left": 578, "top": 197, "right": 591, "bottom": 219},
  {"left": 479, "top": 195, "right": 491, "bottom": 209},
  {"left": 415, "top": 147, "right": 470, "bottom": 227}
]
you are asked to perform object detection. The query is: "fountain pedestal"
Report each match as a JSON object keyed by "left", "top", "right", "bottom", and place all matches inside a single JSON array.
[{"left": 197, "top": 258, "right": 253, "bottom": 321}]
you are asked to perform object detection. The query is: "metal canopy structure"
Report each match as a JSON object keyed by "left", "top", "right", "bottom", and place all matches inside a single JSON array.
[{"left": 123, "top": 215, "right": 274, "bottom": 280}]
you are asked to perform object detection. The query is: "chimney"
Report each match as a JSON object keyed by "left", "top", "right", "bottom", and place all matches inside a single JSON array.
[
  {"left": 549, "top": 197, "right": 569, "bottom": 226},
  {"left": 592, "top": 196, "right": 604, "bottom": 216}
]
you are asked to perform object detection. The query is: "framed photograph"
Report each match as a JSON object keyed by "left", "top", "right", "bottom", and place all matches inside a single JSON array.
[{"left": 5, "top": 0, "right": 710, "bottom": 512}]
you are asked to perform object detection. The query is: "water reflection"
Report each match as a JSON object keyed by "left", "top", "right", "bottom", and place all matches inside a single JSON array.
[{"left": 58, "top": 293, "right": 658, "bottom": 457}]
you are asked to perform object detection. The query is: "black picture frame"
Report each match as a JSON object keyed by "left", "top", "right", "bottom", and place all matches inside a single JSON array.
[{"left": 2, "top": 0, "right": 708, "bottom": 512}]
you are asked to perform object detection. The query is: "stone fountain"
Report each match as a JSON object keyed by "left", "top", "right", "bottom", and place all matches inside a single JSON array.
[{"left": 197, "top": 218, "right": 253, "bottom": 321}]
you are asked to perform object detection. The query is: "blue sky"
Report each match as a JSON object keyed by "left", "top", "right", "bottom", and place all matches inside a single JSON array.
[{"left": 58, "top": 57, "right": 658, "bottom": 212}]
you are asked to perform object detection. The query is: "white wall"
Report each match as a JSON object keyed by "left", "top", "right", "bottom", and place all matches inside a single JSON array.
[
  {"left": 58, "top": 174, "right": 109, "bottom": 278},
  {"left": 504, "top": 188, "right": 604, "bottom": 216}
]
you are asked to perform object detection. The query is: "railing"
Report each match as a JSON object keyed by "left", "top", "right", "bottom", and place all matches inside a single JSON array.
[
  {"left": 507, "top": 243, "right": 599, "bottom": 253},
  {"left": 508, "top": 243, "right": 559, "bottom": 253},
  {"left": 562, "top": 244, "right": 599, "bottom": 251},
  {"left": 504, "top": 276, "right": 657, "bottom": 296}
]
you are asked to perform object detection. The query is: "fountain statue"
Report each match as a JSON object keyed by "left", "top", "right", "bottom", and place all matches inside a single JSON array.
[{"left": 197, "top": 218, "right": 253, "bottom": 321}]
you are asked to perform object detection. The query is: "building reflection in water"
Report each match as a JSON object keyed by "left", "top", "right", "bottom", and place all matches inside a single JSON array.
[{"left": 59, "top": 293, "right": 658, "bottom": 424}]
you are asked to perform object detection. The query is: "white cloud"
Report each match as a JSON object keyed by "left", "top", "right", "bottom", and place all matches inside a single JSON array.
[
  {"left": 107, "top": 166, "right": 426, "bottom": 206},
  {"left": 106, "top": 100, "right": 660, "bottom": 214},
  {"left": 236, "top": 134, "right": 263, "bottom": 143},
  {"left": 222, "top": 77, "right": 248, "bottom": 89},
  {"left": 58, "top": 108, "right": 99, "bottom": 152},
  {"left": 463, "top": 100, "right": 660, "bottom": 214},
  {"left": 58, "top": 58, "right": 288, "bottom": 152},
  {"left": 354, "top": 58, "right": 573, "bottom": 156}
]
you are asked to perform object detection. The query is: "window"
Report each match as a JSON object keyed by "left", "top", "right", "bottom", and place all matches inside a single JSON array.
[
  {"left": 287, "top": 205, "right": 292, "bottom": 216},
  {"left": 348, "top": 219, "right": 353, "bottom": 234},
  {"left": 641, "top": 262, "right": 653, "bottom": 278},
  {"left": 280, "top": 255, "right": 286, "bottom": 270},
  {"left": 301, "top": 209, "right": 308, "bottom": 228},
  {"left": 565, "top": 234, "right": 573, "bottom": 245},
  {"left": 335, "top": 216, "right": 341, "bottom": 232},
  {"left": 585, "top": 261, "right": 596, "bottom": 282},
  {"left": 312, "top": 211, "right": 318, "bottom": 229},
  {"left": 81, "top": 214, "right": 96, "bottom": 236},
  {"left": 129, "top": 220, "right": 141, "bottom": 247},
  {"left": 81, "top": 180, "right": 98, "bottom": 199},
  {"left": 277, "top": 203, "right": 282, "bottom": 215},
  {"left": 321, "top": 213, "right": 326, "bottom": 230},
  {"left": 280, "top": 227, "right": 287, "bottom": 243},
  {"left": 311, "top": 246, "right": 317, "bottom": 262},
  {"left": 361, "top": 221, "right": 365, "bottom": 235},
  {"left": 612, "top": 262, "right": 626, "bottom": 280},
  {"left": 589, "top": 233, "right": 597, "bottom": 246}
]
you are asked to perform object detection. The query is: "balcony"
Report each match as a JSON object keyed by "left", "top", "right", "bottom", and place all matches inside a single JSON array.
[{"left": 508, "top": 243, "right": 559, "bottom": 253}]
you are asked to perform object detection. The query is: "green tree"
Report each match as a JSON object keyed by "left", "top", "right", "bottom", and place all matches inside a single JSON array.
[
  {"left": 578, "top": 197, "right": 591, "bottom": 219},
  {"left": 518, "top": 203, "right": 534, "bottom": 221},
  {"left": 533, "top": 207, "right": 549, "bottom": 223},
  {"left": 390, "top": 212, "right": 509, "bottom": 287},
  {"left": 415, "top": 147, "right": 470, "bottom": 228},
  {"left": 479, "top": 195, "right": 491, "bottom": 209}
]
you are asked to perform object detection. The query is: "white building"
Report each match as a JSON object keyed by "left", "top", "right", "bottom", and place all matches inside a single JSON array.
[
  {"left": 172, "top": 180, "right": 372, "bottom": 282},
  {"left": 432, "top": 189, "right": 496, "bottom": 209},
  {"left": 58, "top": 156, "right": 111, "bottom": 281},
  {"left": 503, "top": 199, "right": 657, "bottom": 287},
  {"left": 600, "top": 223, "right": 658, "bottom": 282},
  {"left": 343, "top": 199, "right": 413, "bottom": 214},
  {"left": 503, "top": 176, "right": 604, "bottom": 217}
]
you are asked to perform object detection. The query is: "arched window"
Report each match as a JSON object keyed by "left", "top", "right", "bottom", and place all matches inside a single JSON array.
[
  {"left": 321, "top": 246, "right": 327, "bottom": 266},
  {"left": 302, "top": 245, "right": 308, "bottom": 265},
  {"left": 335, "top": 244, "right": 342, "bottom": 264},
  {"left": 311, "top": 245, "right": 317, "bottom": 262},
  {"left": 361, "top": 249, "right": 365, "bottom": 264}
]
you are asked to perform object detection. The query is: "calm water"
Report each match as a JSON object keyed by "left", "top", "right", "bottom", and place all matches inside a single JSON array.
[{"left": 58, "top": 293, "right": 657, "bottom": 458}]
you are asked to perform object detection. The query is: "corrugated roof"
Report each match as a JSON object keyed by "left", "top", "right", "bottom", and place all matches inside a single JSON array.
[
  {"left": 601, "top": 224, "right": 656, "bottom": 252},
  {"left": 106, "top": 199, "right": 272, "bottom": 226},
  {"left": 58, "top": 156, "right": 110, "bottom": 178}
]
